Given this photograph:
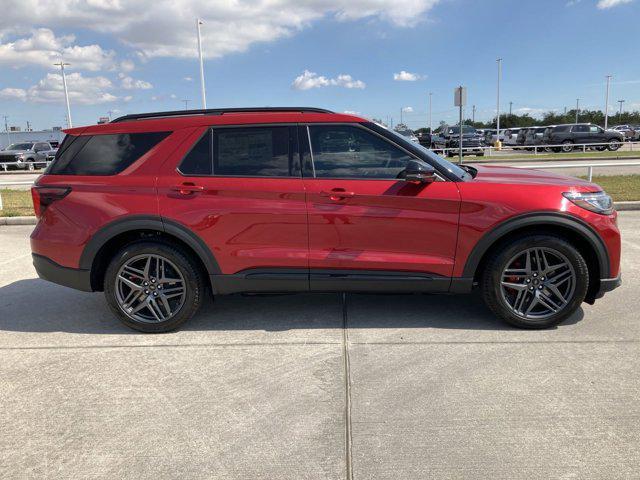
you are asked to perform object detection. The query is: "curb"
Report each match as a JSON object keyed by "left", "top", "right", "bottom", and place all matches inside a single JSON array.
[
  {"left": 615, "top": 201, "right": 640, "bottom": 211},
  {"left": 0, "top": 216, "right": 37, "bottom": 225},
  {"left": 2, "top": 202, "right": 640, "bottom": 225}
]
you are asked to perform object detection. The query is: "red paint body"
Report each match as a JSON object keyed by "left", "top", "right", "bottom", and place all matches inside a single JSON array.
[{"left": 30, "top": 112, "right": 621, "bottom": 292}]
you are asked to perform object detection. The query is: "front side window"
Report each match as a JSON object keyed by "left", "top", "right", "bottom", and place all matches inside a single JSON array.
[
  {"left": 308, "top": 125, "right": 413, "bottom": 179},
  {"left": 49, "top": 132, "right": 169, "bottom": 175},
  {"left": 572, "top": 125, "right": 589, "bottom": 133},
  {"left": 589, "top": 126, "right": 602, "bottom": 133}
]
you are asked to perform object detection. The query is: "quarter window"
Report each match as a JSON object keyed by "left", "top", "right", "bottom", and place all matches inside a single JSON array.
[
  {"left": 49, "top": 132, "right": 169, "bottom": 175},
  {"left": 307, "top": 125, "right": 413, "bottom": 179}
]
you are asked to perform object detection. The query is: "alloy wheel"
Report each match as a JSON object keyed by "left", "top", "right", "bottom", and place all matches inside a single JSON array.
[
  {"left": 115, "top": 254, "right": 186, "bottom": 323},
  {"left": 500, "top": 247, "right": 576, "bottom": 320}
]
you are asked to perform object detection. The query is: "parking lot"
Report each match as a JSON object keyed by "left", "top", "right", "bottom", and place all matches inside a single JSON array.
[{"left": 1, "top": 214, "right": 639, "bottom": 479}]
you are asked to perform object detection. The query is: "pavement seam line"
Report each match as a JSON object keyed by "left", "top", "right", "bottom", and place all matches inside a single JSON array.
[
  {"left": 342, "top": 292, "right": 354, "bottom": 480},
  {"left": 0, "top": 341, "right": 342, "bottom": 351}
]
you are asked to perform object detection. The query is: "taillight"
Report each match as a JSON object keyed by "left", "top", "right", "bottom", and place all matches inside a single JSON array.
[{"left": 31, "top": 186, "right": 71, "bottom": 219}]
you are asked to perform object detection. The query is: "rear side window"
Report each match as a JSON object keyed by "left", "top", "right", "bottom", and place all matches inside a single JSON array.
[
  {"left": 179, "top": 126, "right": 299, "bottom": 177},
  {"left": 48, "top": 132, "right": 169, "bottom": 175}
]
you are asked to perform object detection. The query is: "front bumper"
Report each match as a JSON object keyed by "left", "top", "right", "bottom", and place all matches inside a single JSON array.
[
  {"left": 594, "top": 274, "right": 622, "bottom": 300},
  {"left": 32, "top": 254, "right": 92, "bottom": 292}
]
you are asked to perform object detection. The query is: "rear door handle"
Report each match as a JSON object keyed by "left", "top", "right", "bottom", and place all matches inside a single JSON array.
[{"left": 171, "top": 183, "right": 205, "bottom": 195}]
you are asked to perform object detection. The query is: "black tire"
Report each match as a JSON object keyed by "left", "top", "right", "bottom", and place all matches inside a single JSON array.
[
  {"left": 561, "top": 140, "right": 574, "bottom": 153},
  {"left": 607, "top": 139, "right": 622, "bottom": 151},
  {"left": 481, "top": 235, "right": 589, "bottom": 329},
  {"left": 104, "top": 241, "right": 206, "bottom": 333}
]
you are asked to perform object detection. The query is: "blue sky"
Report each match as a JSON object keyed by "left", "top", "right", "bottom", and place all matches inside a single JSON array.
[{"left": 0, "top": 0, "right": 637, "bottom": 130}]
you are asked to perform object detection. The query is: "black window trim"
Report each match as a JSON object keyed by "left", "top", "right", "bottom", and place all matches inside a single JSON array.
[
  {"left": 176, "top": 123, "right": 302, "bottom": 179},
  {"left": 302, "top": 122, "right": 446, "bottom": 182}
]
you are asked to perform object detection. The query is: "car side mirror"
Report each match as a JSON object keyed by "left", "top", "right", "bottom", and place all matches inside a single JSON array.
[{"left": 400, "top": 160, "right": 436, "bottom": 184}]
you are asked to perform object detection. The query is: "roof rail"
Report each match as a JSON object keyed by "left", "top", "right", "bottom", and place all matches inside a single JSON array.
[{"left": 110, "top": 107, "right": 334, "bottom": 123}]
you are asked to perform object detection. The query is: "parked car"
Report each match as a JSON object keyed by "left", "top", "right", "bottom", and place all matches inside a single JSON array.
[
  {"left": 417, "top": 132, "right": 446, "bottom": 151},
  {"left": 30, "top": 107, "right": 621, "bottom": 332},
  {"left": 441, "top": 125, "right": 484, "bottom": 157},
  {"left": 394, "top": 124, "right": 419, "bottom": 143},
  {"left": 502, "top": 128, "right": 523, "bottom": 147},
  {"left": 523, "top": 126, "right": 550, "bottom": 151},
  {"left": 543, "top": 123, "right": 624, "bottom": 152},
  {"left": 484, "top": 129, "right": 506, "bottom": 145},
  {"left": 611, "top": 125, "right": 636, "bottom": 141},
  {"left": 0, "top": 141, "right": 55, "bottom": 170}
]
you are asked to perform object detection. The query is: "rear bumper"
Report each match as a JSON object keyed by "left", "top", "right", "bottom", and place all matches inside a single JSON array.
[{"left": 32, "top": 254, "right": 92, "bottom": 292}]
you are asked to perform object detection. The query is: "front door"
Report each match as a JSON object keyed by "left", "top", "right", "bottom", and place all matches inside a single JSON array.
[
  {"left": 157, "top": 125, "right": 309, "bottom": 293},
  {"left": 299, "top": 124, "right": 461, "bottom": 291}
]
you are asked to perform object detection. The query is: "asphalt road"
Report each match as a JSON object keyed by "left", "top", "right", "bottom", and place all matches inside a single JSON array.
[{"left": 1, "top": 215, "right": 639, "bottom": 479}]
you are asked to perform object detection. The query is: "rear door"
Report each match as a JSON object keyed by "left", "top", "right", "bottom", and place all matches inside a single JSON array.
[
  {"left": 299, "top": 123, "right": 460, "bottom": 290},
  {"left": 157, "top": 125, "right": 309, "bottom": 290}
]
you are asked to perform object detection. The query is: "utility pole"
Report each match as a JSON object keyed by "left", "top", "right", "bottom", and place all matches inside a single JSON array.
[
  {"left": 54, "top": 61, "right": 72, "bottom": 128},
  {"left": 196, "top": 19, "right": 207, "bottom": 109},
  {"left": 575, "top": 98, "right": 580, "bottom": 124},
  {"left": 509, "top": 101, "right": 513, "bottom": 116},
  {"left": 400, "top": 107, "right": 403, "bottom": 125},
  {"left": 496, "top": 58, "right": 502, "bottom": 146},
  {"left": 618, "top": 99, "right": 625, "bottom": 115},
  {"left": 3, "top": 115, "right": 11, "bottom": 144},
  {"left": 26, "top": 121, "right": 31, "bottom": 132},
  {"left": 428, "top": 92, "right": 433, "bottom": 133},
  {"left": 604, "top": 75, "right": 612, "bottom": 129},
  {"left": 472, "top": 105, "right": 476, "bottom": 124},
  {"left": 183, "top": 99, "right": 190, "bottom": 110}
]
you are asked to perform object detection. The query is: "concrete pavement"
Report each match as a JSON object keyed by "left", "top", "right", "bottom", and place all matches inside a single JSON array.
[{"left": 1, "top": 215, "right": 639, "bottom": 479}]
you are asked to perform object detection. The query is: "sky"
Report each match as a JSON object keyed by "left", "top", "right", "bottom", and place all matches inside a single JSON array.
[{"left": 0, "top": 0, "right": 638, "bottom": 131}]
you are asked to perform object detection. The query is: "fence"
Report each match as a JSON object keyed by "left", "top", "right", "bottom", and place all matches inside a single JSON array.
[{"left": 434, "top": 140, "right": 640, "bottom": 157}]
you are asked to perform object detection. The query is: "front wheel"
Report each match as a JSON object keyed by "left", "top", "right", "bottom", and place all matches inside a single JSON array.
[
  {"left": 481, "top": 235, "right": 588, "bottom": 329},
  {"left": 104, "top": 241, "right": 206, "bottom": 332},
  {"left": 561, "top": 140, "right": 574, "bottom": 153},
  {"left": 608, "top": 139, "right": 622, "bottom": 151}
]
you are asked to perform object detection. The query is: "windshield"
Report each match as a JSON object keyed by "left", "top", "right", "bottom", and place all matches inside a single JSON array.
[
  {"left": 447, "top": 125, "right": 475, "bottom": 135},
  {"left": 380, "top": 126, "right": 471, "bottom": 181},
  {"left": 5, "top": 143, "right": 33, "bottom": 151}
]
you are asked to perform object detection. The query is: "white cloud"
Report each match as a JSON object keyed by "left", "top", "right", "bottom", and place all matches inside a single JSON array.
[
  {"left": 292, "top": 70, "right": 365, "bottom": 90},
  {"left": 0, "top": 28, "right": 116, "bottom": 71},
  {"left": 597, "top": 0, "right": 633, "bottom": 8},
  {"left": 0, "top": 72, "right": 117, "bottom": 104},
  {"left": 514, "top": 107, "right": 546, "bottom": 117},
  {"left": 120, "top": 59, "right": 135, "bottom": 72},
  {"left": 0, "top": 1, "right": 442, "bottom": 59},
  {"left": 183, "top": 76, "right": 193, "bottom": 81},
  {"left": 119, "top": 73, "right": 153, "bottom": 90},
  {"left": 393, "top": 71, "right": 424, "bottom": 81},
  {"left": 401, "top": 106, "right": 414, "bottom": 113}
]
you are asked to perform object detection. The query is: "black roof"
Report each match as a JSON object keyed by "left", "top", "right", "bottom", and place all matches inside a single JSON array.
[{"left": 111, "top": 107, "right": 334, "bottom": 123}]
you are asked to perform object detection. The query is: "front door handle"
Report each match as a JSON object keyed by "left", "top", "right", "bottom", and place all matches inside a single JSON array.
[
  {"left": 320, "top": 189, "right": 355, "bottom": 201},
  {"left": 171, "top": 183, "right": 205, "bottom": 196}
]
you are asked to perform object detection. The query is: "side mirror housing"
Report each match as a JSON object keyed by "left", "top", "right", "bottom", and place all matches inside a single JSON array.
[{"left": 401, "top": 160, "right": 436, "bottom": 184}]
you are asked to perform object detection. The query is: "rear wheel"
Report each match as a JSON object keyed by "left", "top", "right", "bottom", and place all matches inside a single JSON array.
[
  {"left": 104, "top": 241, "right": 206, "bottom": 333},
  {"left": 481, "top": 235, "right": 588, "bottom": 329}
]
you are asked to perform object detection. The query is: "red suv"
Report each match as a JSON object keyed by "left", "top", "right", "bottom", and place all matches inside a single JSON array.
[{"left": 30, "top": 107, "right": 621, "bottom": 332}]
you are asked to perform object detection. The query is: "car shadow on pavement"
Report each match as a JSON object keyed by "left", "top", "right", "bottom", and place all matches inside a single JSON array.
[{"left": 0, "top": 278, "right": 583, "bottom": 335}]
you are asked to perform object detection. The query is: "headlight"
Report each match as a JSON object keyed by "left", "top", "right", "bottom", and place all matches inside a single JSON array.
[{"left": 563, "top": 191, "right": 613, "bottom": 215}]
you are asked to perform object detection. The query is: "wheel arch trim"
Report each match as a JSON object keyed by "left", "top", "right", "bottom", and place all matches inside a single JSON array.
[
  {"left": 461, "top": 212, "right": 610, "bottom": 279},
  {"left": 79, "top": 215, "right": 221, "bottom": 275}
]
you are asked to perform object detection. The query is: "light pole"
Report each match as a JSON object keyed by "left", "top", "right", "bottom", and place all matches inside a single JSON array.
[
  {"left": 496, "top": 58, "right": 502, "bottom": 146},
  {"left": 575, "top": 98, "right": 580, "bottom": 124},
  {"left": 183, "top": 99, "right": 190, "bottom": 110},
  {"left": 509, "top": 101, "right": 513, "bottom": 116},
  {"left": 196, "top": 19, "right": 207, "bottom": 109},
  {"left": 604, "top": 75, "right": 612, "bottom": 129},
  {"left": 472, "top": 105, "right": 476, "bottom": 124},
  {"left": 618, "top": 99, "right": 625, "bottom": 115},
  {"left": 54, "top": 61, "right": 72, "bottom": 128},
  {"left": 400, "top": 107, "right": 403, "bottom": 125},
  {"left": 428, "top": 92, "right": 433, "bottom": 133},
  {"left": 3, "top": 115, "right": 11, "bottom": 145}
]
